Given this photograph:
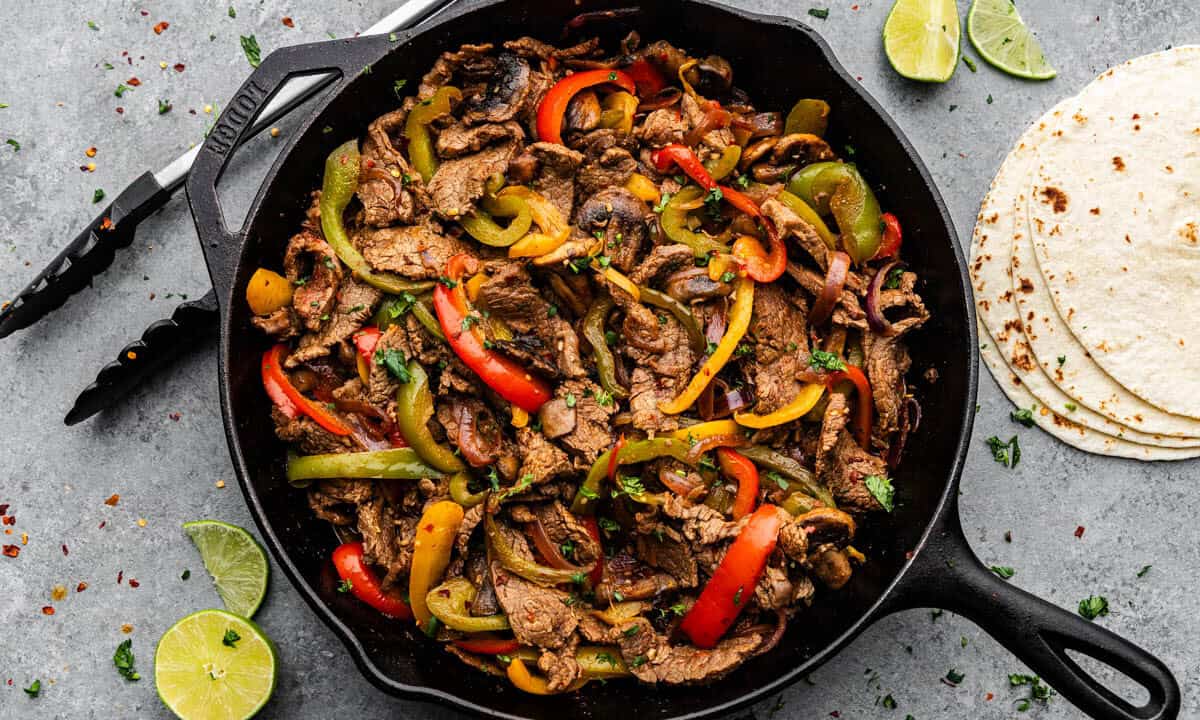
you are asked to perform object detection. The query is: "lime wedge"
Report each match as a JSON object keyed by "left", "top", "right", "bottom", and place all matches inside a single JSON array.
[
  {"left": 155, "top": 609, "right": 277, "bottom": 720},
  {"left": 967, "top": 0, "right": 1056, "bottom": 79},
  {"left": 183, "top": 520, "right": 269, "bottom": 618},
  {"left": 882, "top": 0, "right": 961, "bottom": 82}
]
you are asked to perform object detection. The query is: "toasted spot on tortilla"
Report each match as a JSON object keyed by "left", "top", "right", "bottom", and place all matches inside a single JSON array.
[
  {"left": 1133, "top": 124, "right": 1141, "bottom": 131},
  {"left": 1132, "top": 113, "right": 1141, "bottom": 120},
  {"left": 1040, "top": 186, "right": 1068, "bottom": 212},
  {"left": 1019, "top": 277, "right": 1034, "bottom": 293},
  {"left": 1112, "top": 156, "right": 1126, "bottom": 171},
  {"left": 1089, "top": 207, "right": 1101, "bottom": 215},
  {"left": 1165, "top": 165, "right": 1174, "bottom": 173},
  {"left": 1176, "top": 221, "right": 1199, "bottom": 246}
]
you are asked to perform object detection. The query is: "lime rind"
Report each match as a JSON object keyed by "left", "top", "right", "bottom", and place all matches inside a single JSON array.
[
  {"left": 155, "top": 609, "right": 278, "bottom": 720},
  {"left": 967, "top": 0, "right": 1056, "bottom": 80},
  {"left": 883, "top": 0, "right": 962, "bottom": 83},
  {"left": 183, "top": 520, "right": 270, "bottom": 619}
]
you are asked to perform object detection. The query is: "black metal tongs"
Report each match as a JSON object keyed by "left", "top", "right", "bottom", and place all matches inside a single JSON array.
[{"left": 0, "top": 0, "right": 455, "bottom": 425}]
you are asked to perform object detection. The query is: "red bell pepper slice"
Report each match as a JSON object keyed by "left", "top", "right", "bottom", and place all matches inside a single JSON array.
[
  {"left": 432, "top": 254, "right": 553, "bottom": 413},
  {"left": 723, "top": 188, "right": 785, "bottom": 282},
  {"left": 452, "top": 636, "right": 520, "bottom": 655},
  {"left": 650, "top": 143, "right": 718, "bottom": 190},
  {"left": 352, "top": 326, "right": 382, "bottom": 362},
  {"left": 261, "top": 344, "right": 351, "bottom": 435},
  {"left": 874, "top": 212, "right": 903, "bottom": 259},
  {"left": 331, "top": 541, "right": 413, "bottom": 619},
  {"left": 717, "top": 448, "right": 759, "bottom": 520},
  {"left": 624, "top": 59, "right": 667, "bottom": 96},
  {"left": 679, "top": 504, "right": 783, "bottom": 648},
  {"left": 607, "top": 434, "right": 627, "bottom": 484},
  {"left": 536, "top": 69, "right": 637, "bottom": 145},
  {"left": 827, "top": 364, "right": 873, "bottom": 449}
]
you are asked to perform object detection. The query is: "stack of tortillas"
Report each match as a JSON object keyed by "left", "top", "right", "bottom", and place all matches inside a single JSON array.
[{"left": 971, "top": 46, "right": 1200, "bottom": 460}]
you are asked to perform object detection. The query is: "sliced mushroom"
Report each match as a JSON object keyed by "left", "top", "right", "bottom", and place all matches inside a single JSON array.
[
  {"left": 574, "top": 187, "right": 650, "bottom": 272},
  {"left": 462, "top": 52, "right": 535, "bottom": 125},
  {"left": 796, "top": 507, "right": 857, "bottom": 547},
  {"left": 566, "top": 89, "right": 602, "bottom": 133},
  {"left": 684, "top": 55, "right": 733, "bottom": 95},
  {"left": 739, "top": 137, "right": 778, "bottom": 171},
  {"left": 751, "top": 163, "right": 795, "bottom": 184},
  {"left": 809, "top": 546, "right": 853, "bottom": 590},
  {"left": 664, "top": 266, "right": 733, "bottom": 303},
  {"left": 538, "top": 398, "right": 578, "bottom": 439},
  {"left": 772, "top": 133, "right": 837, "bottom": 166}
]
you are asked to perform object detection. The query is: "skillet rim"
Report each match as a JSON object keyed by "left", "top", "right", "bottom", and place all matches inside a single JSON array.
[{"left": 213, "top": 1, "right": 978, "bottom": 717}]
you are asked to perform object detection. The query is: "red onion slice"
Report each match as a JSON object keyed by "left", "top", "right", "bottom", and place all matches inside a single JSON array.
[
  {"left": 866, "top": 260, "right": 901, "bottom": 337},
  {"left": 808, "top": 251, "right": 851, "bottom": 326}
]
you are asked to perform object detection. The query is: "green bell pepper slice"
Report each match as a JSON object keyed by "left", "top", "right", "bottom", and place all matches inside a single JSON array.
[
  {"left": 571, "top": 437, "right": 693, "bottom": 515},
  {"left": 783, "top": 98, "right": 831, "bottom": 137},
  {"left": 397, "top": 361, "right": 465, "bottom": 474},
  {"left": 660, "top": 186, "right": 731, "bottom": 258},
  {"left": 373, "top": 293, "right": 446, "bottom": 341},
  {"left": 425, "top": 577, "right": 511, "bottom": 632},
  {"left": 449, "top": 471, "right": 488, "bottom": 508},
  {"left": 286, "top": 448, "right": 443, "bottom": 487},
  {"left": 406, "top": 86, "right": 461, "bottom": 182},
  {"left": 581, "top": 297, "right": 628, "bottom": 400},
  {"left": 787, "top": 163, "right": 882, "bottom": 264},
  {"left": 701, "top": 145, "right": 742, "bottom": 182},
  {"left": 460, "top": 194, "right": 533, "bottom": 247},
  {"left": 738, "top": 445, "right": 835, "bottom": 508}
]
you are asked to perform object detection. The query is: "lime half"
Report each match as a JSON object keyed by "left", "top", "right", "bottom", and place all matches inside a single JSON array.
[
  {"left": 882, "top": 0, "right": 961, "bottom": 82},
  {"left": 183, "top": 520, "right": 269, "bottom": 618},
  {"left": 967, "top": 0, "right": 1056, "bottom": 79},
  {"left": 155, "top": 609, "right": 278, "bottom": 720}
]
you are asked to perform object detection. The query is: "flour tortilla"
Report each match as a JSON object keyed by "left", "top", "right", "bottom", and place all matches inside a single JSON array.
[
  {"left": 1028, "top": 46, "right": 1200, "bottom": 418},
  {"left": 969, "top": 100, "right": 1200, "bottom": 449},
  {"left": 978, "top": 318, "right": 1200, "bottom": 461}
]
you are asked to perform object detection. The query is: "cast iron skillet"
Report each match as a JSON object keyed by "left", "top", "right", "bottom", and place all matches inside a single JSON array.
[{"left": 184, "top": 1, "right": 1180, "bottom": 718}]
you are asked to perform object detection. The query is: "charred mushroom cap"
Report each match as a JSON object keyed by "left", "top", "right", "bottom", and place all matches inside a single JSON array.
[
  {"left": 771, "top": 133, "right": 837, "bottom": 166},
  {"left": 739, "top": 137, "right": 778, "bottom": 171},
  {"left": 685, "top": 55, "right": 734, "bottom": 95},
  {"left": 795, "top": 507, "right": 857, "bottom": 547},
  {"left": 664, "top": 266, "right": 734, "bottom": 303},
  {"left": 808, "top": 546, "right": 853, "bottom": 590},
  {"left": 574, "top": 187, "right": 650, "bottom": 270},
  {"left": 462, "top": 52, "right": 533, "bottom": 125}
]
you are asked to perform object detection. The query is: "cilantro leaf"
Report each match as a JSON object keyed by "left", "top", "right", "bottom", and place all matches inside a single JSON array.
[
  {"left": 809, "top": 349, "right": 846, "bottom": 371},
  {"left": 222, "top": 628, "right": 241, "bottom": 648},
  {"left": 1077, "top": 595, "right": 1109, "bottom": 621},
  {"left": 990, "top": 565, "right": 1015, "bottom": 579},
  {"left": 240, "top": 34, "right": 262, "bottom": 68},
  {"left": 985, "top": 435, "right": 1021, "bottom": 468},
  {"left": 23, "top": 679, "right": 40, "bottom": 697},
  {"left": 113, "top": 639, "right": 140, "bottom": 681},
  {"left": 864, "top": 475, "right": 894, "bottom": 512},
  {"left": 1011, "top": 406, "right": 1035, "bottom": 427},
  {"left": 374, "top": 348, "right": 411, "bottom": 383}
]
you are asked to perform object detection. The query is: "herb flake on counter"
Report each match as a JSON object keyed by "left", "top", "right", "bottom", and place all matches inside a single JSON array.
[
  {"left": 985, "top": 435, "right": 1020, "bottom": 468},
  {"left": 6, "top": 138, "right": 20, "bottom": 152},
  {"left": 158, "top": 99, "right": 172, "bottom": 115},
  {"left": 943, "top": 668, "right": 965, "bottom": 687},
  {"left": 864, "top": 475, "right": 894, "bottom": 512},
  {"left": 228, "top": 6, "right": 236, "bottom": 18},
  {"left": 87, "top": 20, "right": 99, "bottom": 31},
  {"left": 963, "top": 55, "right": 977, "bottom": 72},
  {"left": 23, "top": 679, "right": 40, "bottom": 697},
  {"left": 990, "top": 565, "right": 1015, "bottom": 579},
  {"left": 808, "top": 7, "right": 830, "bottom": 20},
  {"left": 240, "top": 34, "right": 262, "bottom": 68},
  {"left": 115, "top": 84, "right": 131, "bottom": 98},
  {"left": 1077, "top": 595, "right": 1109, "bottom": 621},
  {"left": 93, "top": 189, "right": 106, "bottom": 204},
  {"left": 181, "top": 569, "right": 190, "bottom": 580},
  {"left": 987, "top": 94, "right": 994, "bottom": 105},
  {"left": 0, "top": 103, "right": 8, "bottom": 108},
  {"left": 1137, "top": 565, "right": 1152, "bottom": 578},
  {"left": 1010, "top": 673, "right": 1053, "bottom": 711},
  {"left": 113, "top": 639, "right": 141, "bottom": 681}
]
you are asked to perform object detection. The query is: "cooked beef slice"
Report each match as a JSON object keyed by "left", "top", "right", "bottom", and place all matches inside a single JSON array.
[
  {"left": 477, "top": 261, "right": 586, "bottom": 378},
  {"left": 366, "top": 315, "right": 451, "bottom": 406},
  {"left": 538, "top": 637, "right": 583, "bottom": 692},
  {"left": 596, "top": 551, "right": 680, "bottom": 602},
  {"left": 747, "top": 282, "right": 810, "bottom": 415},
  {"left": 657, "top": 494, "right": 747, "bottom": 545},
  {"left": 532, "top": 501, "right": 601, "bottom": 564},
  {"left": 612, "top": 285, "right": 696, "bottom": 434},
  {"left": 461, "top": 53, "right": 546, "bottom": 126},
  {"left": 629, "top": 243, "right": 693, "bottom": 286},
  {"left": 274, "top": 406, "right": 353, "bottom": 455},
  {"left": 252, "top": 306, "right": 300, "bottom": 339},
  {"left": 760, "top": 196, "right": 830, "bottom": 271},
  {"left": 418, "top": 43, "right": 496, "bottom": 99},
  {"left": 510, "top": 142, "right": 584, "bottom": 219},
  {"left": 615, "top": 617, "right": 762, "bottom": 685},
  {"left": 287, "top": 277, "right": 381, "bottom": 366},
  {"left": 574, "top": 187, "right": 650, "bottom": 272},
  {"left": 864, "top": 333, "right": 911, "bottom": 440},
  {"left": 634, "top": 531, "right": 698, "bottom": 587},
  {"left": 819, "top": 431, "right": 886, "bottom": 513},
  {"left": 552, "top": 379, "right": 615, "bottom": 462},
  {"left": 357, "top": 104, "right": 429, "bottom": 227},
  {"left": 489, "top": 525, "right": 578, "bottom": 649},
  {"left": 358, "top": 497, "right": 410, "bottom": 587},
  {"left": 356, "top": 219, "right": 475, "bottom": 280},
  {"left": 283, "top": 231, "right": 342, "bottom": 331},
  {"left": 636, "top": 108, "right": 688, "bottom": 148},
  {"left": 436, "top": 121, "right": 524, "bottom": 159},
  {"left": 815, "top": 392, "right": 850, "bottom": 477},
  {"left": 515, "top": 427, "right": 573, "bottom": 485},
  {"left": 681, "top": 93, "right": 735, "bottom": 152},
  {"left": 307, "top": 478, "right": 372, "bottom": 525},
  {"left": 427, "top": 121, "right": 523, "bottom": 218}
]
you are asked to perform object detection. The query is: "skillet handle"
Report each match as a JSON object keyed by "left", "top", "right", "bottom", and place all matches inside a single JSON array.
[
  {"left": 185, "top": 36, "right": 393, "bottom": 307},
  {"left": 883, "top": 504, "right": 1180, "bottom": 720}
]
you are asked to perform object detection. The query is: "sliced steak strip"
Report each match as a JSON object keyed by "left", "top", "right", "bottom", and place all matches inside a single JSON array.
[
  {"left": 489, "top": 523, "right": 578, "bottom": 649},
  {"left": 747, "top": 282, "right": 810, "bottom": 415},
  {"left": 761, "top": 196, "right": 830, "bottom": 270},
  {"left": 818, "top": 431, "right": 886, "bottom": 514},
  {"left": 356, "top": 220, "right": 475, "bottom": 280},
  {"left": 284, "top": 231, "right": 342, "bottom": 331},
  {"left": 287, "top": 277, "right": 381, "bottom": 366},
  {"left": 427, "top": 121, "right": 524, "bottom": 219},
  {"left": 510, "top": 142, "right": 584, "bottom": 219},
  {"left": 418, "top": 43, "right": 496, "bottom": 99},
  {"left": 615, "top": 617, "right": 762, "bottom": 685},
  {"left": 358, "top": 104, "right": 429, "bottom": 227}
]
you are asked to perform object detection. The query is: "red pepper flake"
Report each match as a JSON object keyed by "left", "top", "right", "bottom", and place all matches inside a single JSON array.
[
  {"left": 985, "top": 692, "right": 994, "bottom": 701},
  {"left": 61, "top": 544, "right": 69, "bottom": 556},
  {"left": 115, "top": 107, "right": 124, "bottom": 115},
  {"left": 42, "top": 606, "right": 55, "bottom": 616},
  {"left": 169, "top": 412, "right": 182, "bottom": 422},
  {"left": 153, "top": 21, "right": 169, "bottom": 34},
  {"left": 0, "top": 504, "right": 8, "bottom": 515},
  {"left": 127, "top": 77, "right": 141, "bottom": 87},
  {"left": 117, "top": 570, "right": 124, "bottom": 584},
  {"left": 2, "top": 545, "right": 19, "bottom": 558},
  {"left": 98, "top": 520, "right": 107, "bottom": 529},
  {"left": 104, "top": 494, "right": 120, "bottom": 506},
  {"left": 173, "top": 63, "right": 185, "bottom": 73},
  {"left": 281, "top": 17, "right": 294, "bottom": 28},
  {"left": 2, "top": 516, "right": 15, "bottom": 525},
  {"left": 1074, "top": 525, "right": 1085, "bottom": 539},
  {"left": 140, "top": 9, "right": 149, "bottom": 16},
  {"left": 128, "top": 578, "right": 140, "bottom": 588},
  {"left": 76, "top": 581, "right": 88, "bottom": 593}
]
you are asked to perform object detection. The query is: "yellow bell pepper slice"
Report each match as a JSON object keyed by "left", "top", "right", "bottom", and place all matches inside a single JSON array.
[
  {"left": 598, "top": 265, "right": 641, "bottom": 303},
  {"left": 507, "top": 658, "right": 554, "bottom": 695},
  {"left": 659, "top": 277, "right": 754, "bottom": 415},
  {"left": 671, "top": 420, "right": 741, "bottom": 442},
  {"left": 511, "top": 406, "right": 530, "bottom": 428},
  {"left": 508, "top": 231, "right": 569, "bottom": 258},
  {"left": 599, "top": 91, "right": 639, "bottom": 134},
  {"left": 245, "top": 268, "right": 293, "bottom": 315},
  {"left": 409, "top": 500, "right": 465, "bottom": 634},
  {"left": 406, "top": 86, "right": 462, "bottom": 182},
  {"left": 775, "top": 189, "right": 838, "bottom": 250},
  {"left": 498, "top": 185, "right": 568, "bottom": 238},
  {"left": 624, "top": 173, "right": 661, "bottom": 204},
  {"left": 733, "top": 383, "right": 826, "bottom": 429},
  {"left": 464, "top": 272, "right": 487, "bottom": 303},
  {"left": 706, "top": 253, "right": 739, "bottom": 282}
]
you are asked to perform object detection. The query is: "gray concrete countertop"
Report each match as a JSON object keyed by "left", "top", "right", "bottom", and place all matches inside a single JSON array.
[{"left": 1, "top": 1, "right": 1197, "bottom": 718}]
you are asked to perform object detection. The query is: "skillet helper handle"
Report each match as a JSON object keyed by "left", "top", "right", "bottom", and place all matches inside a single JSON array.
[
  {"left": 886, "top": 505, "right": 1180, "bottom": 720},
  {"left": 185, "top": 36, "right": 393, "bottom": 307}
]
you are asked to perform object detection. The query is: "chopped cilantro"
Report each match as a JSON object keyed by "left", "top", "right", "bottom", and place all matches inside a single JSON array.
[
  {"left": 698, "top": 454, "right": 717, "bottom": 472},
  {"left": 337, "top": 578, "right": 353, "bottom": 593},
  {"left": 181, "top": 569, "right": 191, "bottom": 580},
  {"left": 990, "top": 566, "right": 1015, "bottom": 579},
  {"left": 808, "top": 7, "right": 829, "bottom": 20},
  {"left": 704, "top": 186, "right": 724, "bottom": 220},
  {"left": 987, "top": 94, "right": 994, "bottom": 105},
  {"left": 705, "top": 341, "right": 719, "bottom": 356},
  {"left": 1137, "top": 565, "right": 1152, "bottom": 578},
  {"left": 652, "top": 191, "right": 673, "bottom": 214},
  {"left": 565, "top": 392, "right": 577, "bottom": 408},
  {"left": 222, "top": 629, "right": 241, "bottom": 648},
  {"left": 228, "top": 6, "right": 237, "bottom": 18},
  {"left": 1077, "top": 595, "right": 1109, "bottom": 621},
  {"left": 240, "top": 34, "right": 262, "bottom": 68},
  {"left": 720, "top": 271, "right": 736, "bottom": 283},
  {"left": 113, "top": 639, "right": 140, "bottom": 681},
  {"left": 375, "top": 348, "right": 411, "bottom": 383},
  {"left": 598, "top": 517, "right": 619, "bottom": 532},
  {"left": 546, "top": 303, "right": 558, "bottom": 317},
  {"left": 963, "top": 55, "right": 978, "bottom": 72},
  {"left": 87, "top": 20, "right": 99, "bottom": 30},
  {"left": 630, "top": 655, "right": 647, "bottom": 668},
  {"left": 486, "top": 467, "right": 501, "bottom": 492},
  {"left": 114, "top": 84, "right": 131, "bottom": 98},
  {"left": 734, "top": 343, "right": 754, "bottom": 357},
  {"left": 882, "top": 694, "right": 897, "bottom": 710},
  {"left": 669, "top": 603, "right": 686, "bottom": 616},
  {"left": 1011, "top": 406, "right": 1035, "bottom": 427},
  {"left": 864, "top": 475, "right": 894, "bottom": 512},
  {"left": 23, "top": 679, "right": 40, "bottom": 697},
  {"left": 767, "top": 470, "right": 788, "bottom": 491},
  {"left": 622, "top": 624, "right": 640, "bottom": 637},
  {"left": 883, "top": 266, "right": 905, "bottom": 289},
  {"left": 158, "top": 98, "right": 172, "bottom": 115},
  {"left": 93, "top": 189, "right": 106, "bottom": 204},
  {"left": 437, "top": 275, "right": 457, "bottom": 289},
  {"left": 594, "top": 389, "right": 614, "bottom": 407},
  {"left": 1064, "top": 402, "right": 1077, "bottom": 412},
  {"left": 5, "top": 139, "right": 19, "bottom": 152},
  {"left": 985, "top": 435, "right": 1020, "bottom": 469},
  {"left": 604, "top": 330, "right": 618, "bottom": 346},
  {"left": 733, "top": 586, "right": 744, "bottom": 605},
  {"left": 944, "top": 668, "right": 964, "bottom": 685},
  {"left": 618, "top": 475, "right": 645, "bottom": 497},
  {"left": 809, "top": 349, "right": 846, "bottom": 371},
  {"left": 735, "top": 173, "right": 750, "bottom": 189}
]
